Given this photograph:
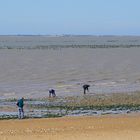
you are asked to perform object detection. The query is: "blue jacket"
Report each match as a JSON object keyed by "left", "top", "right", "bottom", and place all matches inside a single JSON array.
[{"left": 17, "top": 99, "right": 24, "bottom": 108}]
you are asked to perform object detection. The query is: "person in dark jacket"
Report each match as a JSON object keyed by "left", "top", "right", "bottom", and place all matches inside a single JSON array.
[
  {"left": 49, "top": 89, "right": 56, "bottom": 97},
  {"left": 17, "top": 97, "right": 24, "bottom": 119},
  {"left": 83, "top": 84, "right": 90, "bottom": 94}
]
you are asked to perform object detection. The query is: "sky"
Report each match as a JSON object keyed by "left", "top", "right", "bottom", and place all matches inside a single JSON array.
[{"left": 0, "top": 0, "right": 140, "bottom": 35}]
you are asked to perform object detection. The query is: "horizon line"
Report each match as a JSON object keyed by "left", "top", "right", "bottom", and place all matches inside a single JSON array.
[{"left": 0, "top": 34, "right": 140, "bottom": 37}]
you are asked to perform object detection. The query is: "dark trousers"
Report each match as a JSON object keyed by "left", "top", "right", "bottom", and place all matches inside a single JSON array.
[
  {"left": 84, "top": 87, "right": 89, "bottom": 94},
  {"left": 18, "top": 107, "right": 24, "bottom": 119}
]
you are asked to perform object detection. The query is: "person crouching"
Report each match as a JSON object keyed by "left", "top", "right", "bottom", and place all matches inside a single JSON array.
[{"left": 49, "top": 89, "right": 56, "bottom": 97}]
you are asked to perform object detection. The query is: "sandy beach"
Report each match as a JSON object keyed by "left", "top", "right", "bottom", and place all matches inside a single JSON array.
[{"left": 0, "top": 115, "right": 140, "bottom": 140}]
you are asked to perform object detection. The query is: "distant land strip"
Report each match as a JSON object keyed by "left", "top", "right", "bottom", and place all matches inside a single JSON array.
[
  {"left": 0, "top": 35, "right": 140, "bottom": 49},
  {"left": 1, "top": 45, "right": 140, "bottom": 49}
]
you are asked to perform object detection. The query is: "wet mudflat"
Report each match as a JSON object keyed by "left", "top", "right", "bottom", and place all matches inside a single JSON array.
[
  {"left": 1, "top": 93, "right": 140, "bottom": 119},
  {"left": 0, "top": 48, "right": 140, "bottom": 99}
]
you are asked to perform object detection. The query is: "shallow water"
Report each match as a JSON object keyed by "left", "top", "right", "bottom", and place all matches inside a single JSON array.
[{"left": 0, "top": 48, "right": 140, "bottom": 99}]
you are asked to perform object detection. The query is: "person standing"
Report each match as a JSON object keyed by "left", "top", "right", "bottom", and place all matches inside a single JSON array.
[{"left": 17, "top": 97, "right": 24, "bottom": 119}]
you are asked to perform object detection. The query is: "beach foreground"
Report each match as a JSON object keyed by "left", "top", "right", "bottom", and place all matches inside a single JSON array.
[{"left": 0, "top": 115, "right": 140, "bottom": 140}]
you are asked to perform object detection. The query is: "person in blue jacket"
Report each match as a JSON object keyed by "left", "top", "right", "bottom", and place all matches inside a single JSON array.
[{"left": 17, "top": 97, "right": 24, "bottom": 119}]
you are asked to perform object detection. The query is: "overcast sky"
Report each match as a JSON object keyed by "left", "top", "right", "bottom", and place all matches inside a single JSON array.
[{"left": 0, "top": 0, "right": 140, "bottom": 35}]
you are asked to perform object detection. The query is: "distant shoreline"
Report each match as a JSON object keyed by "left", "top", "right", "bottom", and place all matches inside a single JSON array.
[{"left": 0, "top": 35, "right": 140, "bottom": 49}]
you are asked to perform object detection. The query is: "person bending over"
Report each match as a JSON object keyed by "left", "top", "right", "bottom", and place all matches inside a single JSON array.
[{"left": 83, "top": 84, "right": 90, "bottom": 94}]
